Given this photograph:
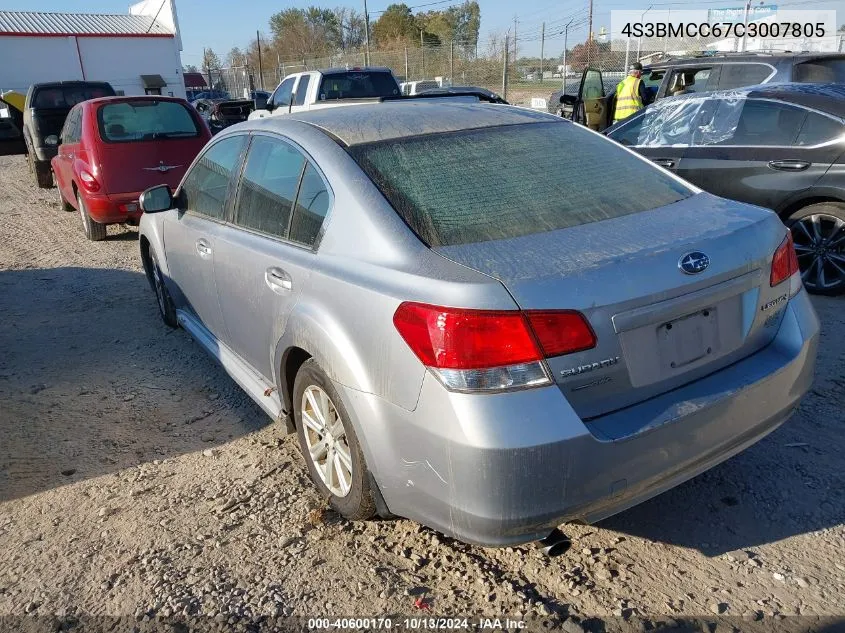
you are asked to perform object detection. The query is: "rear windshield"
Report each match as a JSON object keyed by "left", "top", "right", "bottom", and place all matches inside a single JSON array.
[
  {"left": 347, "top": 121, "right": 692, "bottom": 247},
  {"left": 794, "top": 58, "right": 845, "bottom": 83},
  {"left": 32, "top": 84, "right": 114, "bottom": 109},
  {"left": 98, "top": 100, "right": 200, "bottom": 143},
  {"left": 318, "top": 71, "right": 399, "bottom": 100}
]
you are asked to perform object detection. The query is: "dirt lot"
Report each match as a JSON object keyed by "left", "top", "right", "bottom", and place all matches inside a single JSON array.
[{"left": 1, "top": 153, "right": 844, "bottom": 632}]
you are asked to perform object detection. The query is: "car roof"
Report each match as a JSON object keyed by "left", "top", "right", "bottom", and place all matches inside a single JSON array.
[
  {"left": 250, "top": 100, "right": 556, "bottom": 146},
  {"left": 320, "top": 66, "right": 394, "bottom": 75},
  {"left": 664, "top": 82, "right": 845, "bottom": 115},
  {"left": 645, "top": 51, "right": 845, "bottom": 69},
  {"left": 82, "top": 95, "right": 189, "bottom": 107}
]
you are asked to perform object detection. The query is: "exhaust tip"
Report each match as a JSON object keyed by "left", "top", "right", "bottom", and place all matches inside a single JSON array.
[{"left": 537, "top": 528, "right": 571, "bottom": 557}]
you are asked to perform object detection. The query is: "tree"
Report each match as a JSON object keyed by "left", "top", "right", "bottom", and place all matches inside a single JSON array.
[
  {"left": 269, "top": 7, "right": 341, "bottom": 59},
  {"left": 335, "top": 7, "right": 366, "bottom": 51},
  {"left": 227, "top": 46, "right": 246, "bottom": 67},
  {"left": 202, "top": 48, "right": 221, "bottom": 72},
  {"left": 182, "top": 64, "right": 198, "bottom": 73},
  {"left": 372, "top": 4, "right": 418, "bottom": 48}
]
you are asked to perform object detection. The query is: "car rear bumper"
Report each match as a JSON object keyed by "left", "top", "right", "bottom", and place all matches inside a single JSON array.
[
  {"left": 84, "top": 191, "right": 143, "bottom": 225},
  {"left": 338, "top": 289, "right": 819, "bottom": 546}
]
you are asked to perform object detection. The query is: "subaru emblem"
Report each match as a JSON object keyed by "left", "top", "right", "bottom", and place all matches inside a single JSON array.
[{"left": 679, "top": 251, "right": 710, "bottom": 275}]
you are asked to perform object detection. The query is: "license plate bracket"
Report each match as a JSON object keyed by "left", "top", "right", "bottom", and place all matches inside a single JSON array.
[{"left": 656, "top": 307, "right": 719, "bottom": 371}]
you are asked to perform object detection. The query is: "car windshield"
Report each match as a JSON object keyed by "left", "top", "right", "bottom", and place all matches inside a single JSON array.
[
  {"left": 32, "top": 85, "right": 113, "bottom": 109},
  {"left": 348, "top": 121, "right": 692, "bottom": 247},
  {"left": 318, "top": 72, "right": 399, "bottom": 100},
  {"left": 98, "top": 100, "right": 200, "bottom": 143}
]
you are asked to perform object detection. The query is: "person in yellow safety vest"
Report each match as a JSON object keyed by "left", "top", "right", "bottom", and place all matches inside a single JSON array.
[{"left": 613, "top": 62, "right": 648, "bottom": 124}]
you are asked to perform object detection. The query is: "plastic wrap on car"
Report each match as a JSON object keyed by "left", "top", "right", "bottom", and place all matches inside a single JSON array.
[{"left": 636, "top": 92, "right": 747, "bottom": 147}]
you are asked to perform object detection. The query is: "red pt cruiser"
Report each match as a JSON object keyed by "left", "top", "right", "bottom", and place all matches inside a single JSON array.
[{"left": 52, "top": 95, "right": 211, "bottom": 241}]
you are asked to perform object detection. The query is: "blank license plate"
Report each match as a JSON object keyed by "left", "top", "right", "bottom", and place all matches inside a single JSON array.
[{"left": 656, "top": 308, "right": 719, "bottom": 371}]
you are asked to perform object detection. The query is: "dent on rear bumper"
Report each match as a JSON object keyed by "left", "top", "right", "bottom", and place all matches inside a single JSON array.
[{"left": 338, "top": 290, "right": 819, "bottom": 546}]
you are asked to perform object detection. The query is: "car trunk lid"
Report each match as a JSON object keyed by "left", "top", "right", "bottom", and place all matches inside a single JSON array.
[
  {"left": 97, "top": 136, "right": 207, "bottom": 194},
  {"left": 434, "top": 193, "right": 791, "bottom": 420}
]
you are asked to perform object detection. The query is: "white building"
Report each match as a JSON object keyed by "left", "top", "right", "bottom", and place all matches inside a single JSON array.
[{"left": 0, "top": 0, "right": 186, "bottom": 98}]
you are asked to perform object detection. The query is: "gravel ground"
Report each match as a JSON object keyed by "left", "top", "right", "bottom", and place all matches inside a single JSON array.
[{"left": 0, "top": 154, "right": 844, "bottom": 632}]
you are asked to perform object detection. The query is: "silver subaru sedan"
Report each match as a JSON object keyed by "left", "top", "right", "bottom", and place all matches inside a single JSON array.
[{"left": 138, "top": 99, "right": 819, "bottom": 547}]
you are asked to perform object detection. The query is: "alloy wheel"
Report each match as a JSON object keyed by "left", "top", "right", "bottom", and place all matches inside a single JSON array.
[
  {"left": 300, "top": 385, "right": 353, "bottom": 498},
  {"left": 791, "top": 213, "right": 845, "bottom": 291}
]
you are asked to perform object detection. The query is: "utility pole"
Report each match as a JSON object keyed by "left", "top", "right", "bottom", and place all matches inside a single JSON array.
[
  {"left": 562, "top": 19, "right": 573, "bottom": 95},
  {"left": 513, "top": 16, "right": 518, "bottom": 74},
  {"left": 741, "top": 0, "right": 751, "bottom": 52},
  {"left": 449, "top": 40, "right": 454, "bottom": 82},
  {"left": 421, "top": 28, "right": 425, "bottom": 76},
  {"left": 404, "top": 46, "right": 409, "bottom": 81},
  {"left": 587, "top": 0, "right": 593, "bottom": 65},
  {"left": 256, "top": 31, "right": 264, "bottom": 90},
  {"left": 539, "top": 22, "right": 545, "bottom": 82},
  {"left": 502, "top": 33, "right": 509, "bottom": 99},
  {"left": 204, "top": 47, "right": 212, "bottom": 90},
  {"left": 363, "top": 0, "right": 371, "bottom": 66}
]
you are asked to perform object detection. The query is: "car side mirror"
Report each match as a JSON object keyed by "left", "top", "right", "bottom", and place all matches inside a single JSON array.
[
  {"left": 139, "top": 185, "right": 173, "bottom": 214},
  {"left": 255, "top": 95, "right": 269, "bottom": 110},
  {"left": 560, "top": 94, "right": 577, "bottom": 106},
  {"left": 265, "top": 100, "right": 275, "bottom": 112}
]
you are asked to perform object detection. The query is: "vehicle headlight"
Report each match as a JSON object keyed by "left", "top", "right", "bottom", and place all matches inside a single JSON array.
[{"left": 45, "top": 135, "right": 59, "bottom": 146}]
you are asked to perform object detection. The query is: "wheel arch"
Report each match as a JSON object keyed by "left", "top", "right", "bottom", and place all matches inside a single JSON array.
[{"left": 776, "top": 193, "right": 845, "bottom": 222}]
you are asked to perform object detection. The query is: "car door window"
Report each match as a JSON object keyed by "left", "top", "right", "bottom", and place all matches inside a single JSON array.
[
  {"left": 181, "top": 135, "right": 247, "bottom": 220},
  {"left": 293, "top": 75, "right": 311, "bottom": 106},
  {"left": 667, "top": 67, "right": 714, "bottom": 96},
  {"left": 795, "top": 111, "right": 844, "bottom": 146},
  {"left": 271, "top": 78, "right": 295, "bottom": 109},
  {"left": 289, "top": 163, "right": 330, "bottom": 246},
  {"left": 234, "top": 135, "right": 306, "bottom": 238},
  {"left": 713, "top": 99, "right": 807, "bottom": 146},
  {"left": 62, "top": 108, "right": 79, "bottom": 143},
  {"left": 716, "top": 63, "right": 772, "bottom": 90},
  {"left": 581, "top": 69, "right": 604, "bottom": 100}
]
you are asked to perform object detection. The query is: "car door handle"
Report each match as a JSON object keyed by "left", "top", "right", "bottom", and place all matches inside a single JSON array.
[
  {"left": 768, "top": 160, "right": 810, "bottom": 171},
  {"left": 195, "top": 239, "right": 212, "bottom": 258},
  {"left": 652, "top": 158, "right": 675, "bottom": 168},
  {"left": 265, "top": 267, "right": 292, "bottom": 293}
]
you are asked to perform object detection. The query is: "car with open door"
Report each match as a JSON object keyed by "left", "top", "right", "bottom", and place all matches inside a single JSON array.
[
  {"left": 605, "top": 83, "right": 845, "bottom": 295},
  {"left": 559, "top": 68, "right": 613, "bottom": 131},
  {"left": 137, "top": 99, "right": 817, "bottom": 547},
  {"left": 51, "top": 95, "right": 211, "bottom": 241}
]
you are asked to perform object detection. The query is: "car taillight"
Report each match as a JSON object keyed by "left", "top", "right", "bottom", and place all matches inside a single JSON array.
[
  {"left": 771, "top": 232, "right": 799, "bottom": 287},
  {"left": 393, "top": 302, "right": 596, "bottom": 392},
  {"left": 78, "top": 169, "right": 100, "bottom": 192}
]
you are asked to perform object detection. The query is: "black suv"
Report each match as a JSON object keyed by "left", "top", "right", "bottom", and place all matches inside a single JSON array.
[
  {"left": 562, "top": 52, "right": 845, "bottom": 132},
  {"left": 23, "top": 81, "right": 115, "bottom": 188}
]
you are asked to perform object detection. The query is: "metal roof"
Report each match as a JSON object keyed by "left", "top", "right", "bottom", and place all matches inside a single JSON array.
[{"left": 0, "top": 11, "right": 172, "bottom": 36}]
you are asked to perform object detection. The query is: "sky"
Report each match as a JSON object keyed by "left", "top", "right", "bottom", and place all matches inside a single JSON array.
[{"left": 8, "top": 0, "right": 845, "bottom": 66}]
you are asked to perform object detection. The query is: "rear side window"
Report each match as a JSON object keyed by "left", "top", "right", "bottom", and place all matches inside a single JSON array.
[
  {"left": 289, "top": 164, "right": 330, "bottom": 246},
  {"left": 234, "top": 136, "right": 305, "bottom": 238},
  {"left": 794, "top": 59, "right": 845, "bottom": 83},
  {"left": 181, "top": 135, "right": 247, "bottom": 220},
  {"left": 716, "top": 100, "right": 807, "bottom": 146},
  {"left": 97, "top": 100, "right": 200, "bottom": 142},
  {"left": 61, "top": 107, "right": 81, "bottom": 144},
  {"left": 667, "top": 68, "right": 713, "bottom": 96},
  {"left": 795, "top": 111, "right": 844, "bottom": 146},
  {"left": 293, "top": 76, "right": 311, "bottom": 106},
  {"left": 318, "top": 71, "right": 399, "bottom": 100},
  {"left": 716, "top": 63, "right": 772, "bottom": 90},
  {"left": 348, "top": 121, "right": 691, "bottom": 247}
]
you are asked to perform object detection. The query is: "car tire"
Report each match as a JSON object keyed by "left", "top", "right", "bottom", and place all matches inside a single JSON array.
[
  {"left": 32, "top": 160, "right": 53, "bottom": 189},
  {"left": 786, "top": 202, "right": 845, "bottom": 296},
  {"left": 77, "top": 192, "right": 107, "bottom": 241},
  {"left": 293, "top": 359, "right": 377, "bottom": 521},
  {"left": 57, "top": 183, "right": 73, "bottom": 211}
]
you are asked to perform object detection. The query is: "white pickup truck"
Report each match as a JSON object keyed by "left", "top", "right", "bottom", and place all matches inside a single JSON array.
[{"left": 248, "top": 67, "right": 401, "bottom": 120}]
